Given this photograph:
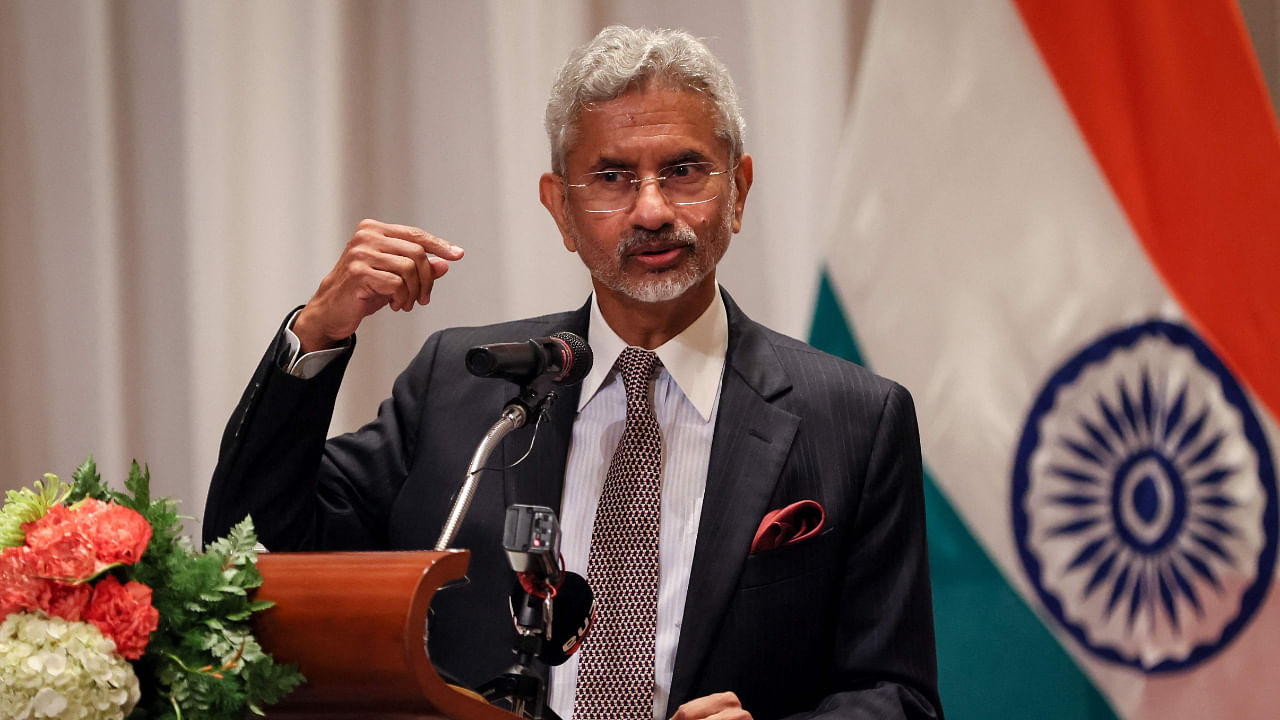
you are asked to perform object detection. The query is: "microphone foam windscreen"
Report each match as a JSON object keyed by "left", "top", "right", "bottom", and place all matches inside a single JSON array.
[{"left": 551, "top": 332, "right": 592, "bottom": 385}]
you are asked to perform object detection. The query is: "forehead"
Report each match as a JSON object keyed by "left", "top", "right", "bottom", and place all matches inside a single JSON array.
[{"left": 566, "top": 85, "right": 725, "bottom": 168}]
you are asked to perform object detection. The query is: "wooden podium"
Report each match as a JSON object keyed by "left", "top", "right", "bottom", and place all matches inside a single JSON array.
[{"left": 253, "top": 551, "right": 519, "bottom": 720}]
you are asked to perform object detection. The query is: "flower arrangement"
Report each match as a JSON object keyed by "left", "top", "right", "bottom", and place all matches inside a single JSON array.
[{"left": 0, "top": 458, "right": 303, "bottom": 719}]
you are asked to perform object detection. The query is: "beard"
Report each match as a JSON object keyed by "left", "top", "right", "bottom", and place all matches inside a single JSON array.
[{"left": 569, "top": 187, "right": 736, "bottom": 304}]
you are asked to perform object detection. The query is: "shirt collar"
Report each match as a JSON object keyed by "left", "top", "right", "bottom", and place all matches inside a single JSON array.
[{"left": 577, "top": 288, "right": 728, "bottom": 422}]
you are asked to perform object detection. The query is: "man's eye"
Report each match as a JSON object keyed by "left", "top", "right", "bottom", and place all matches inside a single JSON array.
[
  {"left": 665, "top": 164, "right": 708, "bottom": 182},
  {"left": 598, "top": 171, "right": 626, "bottom": 184}
]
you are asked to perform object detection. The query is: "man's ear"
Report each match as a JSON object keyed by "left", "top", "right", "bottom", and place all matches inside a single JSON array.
[
  {"left": 540, "top": 173, "right": 577, "bottom": 252},
  {"left": 730, "top": 154, "right": 753, "bottom": 233}
]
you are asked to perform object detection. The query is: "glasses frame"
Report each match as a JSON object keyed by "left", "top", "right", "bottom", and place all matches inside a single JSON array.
[{"left": 565, "top": 161, "right": 736, "bottom": 214}]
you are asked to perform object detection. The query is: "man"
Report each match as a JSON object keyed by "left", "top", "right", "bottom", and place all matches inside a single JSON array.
[{"left": 204, "top": 26, "right": 941, "bottom": 720}]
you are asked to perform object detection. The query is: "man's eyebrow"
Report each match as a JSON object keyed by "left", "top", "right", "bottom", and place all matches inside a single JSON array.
[
  {"left": 586, "top": 150, "right": 713, "bottom": 172},
  {"left": 665, "top": 150, "right": 711, "bottom": 166},
  {"left": 590, "top": 156, "right": 633, "bottom": 171}
]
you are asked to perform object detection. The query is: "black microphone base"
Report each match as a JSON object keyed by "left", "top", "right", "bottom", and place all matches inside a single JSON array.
[{"left": 476, "top": 653, "right": 552, "bottom": 720}]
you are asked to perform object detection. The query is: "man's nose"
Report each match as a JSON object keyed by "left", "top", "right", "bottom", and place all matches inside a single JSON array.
[{"left": 629, "top": 177, "right": 677, "bottom": 230}]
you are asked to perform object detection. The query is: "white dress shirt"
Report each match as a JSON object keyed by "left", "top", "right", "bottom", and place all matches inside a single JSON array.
[{"left": 550, "top": 292, "right": 727, "bottom": 720}]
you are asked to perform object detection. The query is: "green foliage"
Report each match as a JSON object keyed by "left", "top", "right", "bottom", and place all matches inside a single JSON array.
[
  {"left": 57, "top": 457, "right": 306, "bottom": 719},
  {"left": 66, "top": 456, "right": 110, "bottom": 504},
  {"left": 125, "top": 512, "right": 304, "bottom": 719},
  {"left": 0, "top": 473, "right": 71, "bottom": 547}
]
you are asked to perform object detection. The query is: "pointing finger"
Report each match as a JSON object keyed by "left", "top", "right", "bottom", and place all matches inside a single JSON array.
[{"left": 379, "top": 222, "right": 465, "bottom": 261}]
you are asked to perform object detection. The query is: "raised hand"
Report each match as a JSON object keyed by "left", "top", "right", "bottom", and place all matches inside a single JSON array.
[{"left": 292, "top": 219, "right": 465, "bottom": 352}]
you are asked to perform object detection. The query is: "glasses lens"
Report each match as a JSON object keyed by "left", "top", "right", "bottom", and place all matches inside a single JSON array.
[
  {"left": 660, "top": 163, "right": 716, "bottom": 204},
  {"left": 572, "top": 169, "right": 636, "bottom": 212},
  {"left": 569, "top": 162, "right": 726, "bottom": 212}
]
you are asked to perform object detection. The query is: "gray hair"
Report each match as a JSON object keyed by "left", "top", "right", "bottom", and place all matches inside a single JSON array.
[{"left": 545, "top": 26, "right": 746, "bottom": 176}]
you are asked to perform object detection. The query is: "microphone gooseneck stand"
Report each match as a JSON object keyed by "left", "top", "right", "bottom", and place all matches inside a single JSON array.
[
  {"left": 433, "top": 402, "right": 527, "bottom": 551},
  {"left": 434, "top": 384, "right": 557, "bottom": 552}
]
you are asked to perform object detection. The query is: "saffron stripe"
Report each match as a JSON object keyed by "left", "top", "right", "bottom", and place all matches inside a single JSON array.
[{"left": 1012, "top": 0, "right": 1280, "bottom": 421}]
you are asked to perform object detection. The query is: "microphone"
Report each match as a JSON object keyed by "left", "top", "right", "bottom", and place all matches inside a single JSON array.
[
  {"left": 480, "top": 505, "right": 593, "bottom": 715},
  {"left": 466, "top": 332, "right": 592, "bottom": 387},
  {"left": 509, "top": 571, "right": 596, "bottom": 667},
  {"left": 503, "top": 505, "right": 563, "bottom": 588}
]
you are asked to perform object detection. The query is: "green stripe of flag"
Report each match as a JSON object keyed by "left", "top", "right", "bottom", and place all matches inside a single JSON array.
[{"left": 809, "top": 269, "right": 1119, "bottom": 719}]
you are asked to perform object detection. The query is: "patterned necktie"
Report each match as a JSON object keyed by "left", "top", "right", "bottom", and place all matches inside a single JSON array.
[{"left": 574, "top": 347, "right": 663, "bottom": 720}]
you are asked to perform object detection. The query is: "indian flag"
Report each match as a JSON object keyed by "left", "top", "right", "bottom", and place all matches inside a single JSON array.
[{"left": 810, "top": 1, "right": 1280, "bottom": 718}]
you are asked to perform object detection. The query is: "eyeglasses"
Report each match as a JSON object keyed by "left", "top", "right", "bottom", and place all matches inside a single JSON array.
[{"left": 566, "top": 162, "right": 733, "bottom": 213}]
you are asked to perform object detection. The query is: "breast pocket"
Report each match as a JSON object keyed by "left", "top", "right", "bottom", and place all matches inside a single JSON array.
[{"left": 737, "top": 527, "right": 837, "bottom": 589}]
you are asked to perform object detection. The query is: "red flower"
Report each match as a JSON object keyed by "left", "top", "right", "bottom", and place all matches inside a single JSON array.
[
  {"left": 22, "top": 504, "right": 78, "bottom": 551},
  {"left": 0, "top": 546, "right": 51, "bottom": 616},
  {"left": 85, "top": 575, "right": 159, "bottom": 660},
  {"left": 20, "top": 505, "right": 97, "bottom": 581},
  {"left": 27, "top": 531, "right": 97, "bottom": 581},
  {"left": 42, "top": 581, "right": 92, "bottom": 621},
  {"left": 78, "top": 499, "right": 152, "bottom": 565}
]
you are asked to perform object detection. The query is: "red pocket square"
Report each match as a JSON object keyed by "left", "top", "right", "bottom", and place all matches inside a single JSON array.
[{"left": 750, "top": 500, "right": 826, "bottom": 554}]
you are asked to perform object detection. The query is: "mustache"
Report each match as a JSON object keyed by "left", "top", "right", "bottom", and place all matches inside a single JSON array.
[{"left": 616, "top": 225, "right": 699, "bottom": 257}]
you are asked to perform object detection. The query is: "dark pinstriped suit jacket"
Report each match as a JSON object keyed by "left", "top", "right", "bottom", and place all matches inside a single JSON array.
[{"left": 203, "top": 289, "right": 942, "bottom": 719}]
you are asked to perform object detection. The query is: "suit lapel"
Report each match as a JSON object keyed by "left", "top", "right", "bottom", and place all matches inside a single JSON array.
[{"left": 668, "top": 293, "right": 800, "bottom": 708}]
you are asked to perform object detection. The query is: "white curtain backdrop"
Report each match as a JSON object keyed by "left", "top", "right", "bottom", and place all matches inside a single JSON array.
[
  {"left": 3, "top": 0, "right": 1277, "bottom": 534},
  {"left": 0, "top": 0, "right": 871, "bottom": 531}
]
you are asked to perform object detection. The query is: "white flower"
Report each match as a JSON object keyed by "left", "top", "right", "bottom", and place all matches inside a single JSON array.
[
  {"left": 0, "top": 613, "right": 139, "bottom": 720},
  {"left": 32, "top": 687, "right": 68, "bottom": 716},
  {"left": 39, "top": 651, "right": 68, "bottom": 676}
]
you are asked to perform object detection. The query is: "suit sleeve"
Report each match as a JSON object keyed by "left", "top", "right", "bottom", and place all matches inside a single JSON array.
[
  {"left": 795, "top": 382, "right": 943, "bottom": 719},
  {"left": 201, "top": 310, "right": 439, "bottom": 551}
]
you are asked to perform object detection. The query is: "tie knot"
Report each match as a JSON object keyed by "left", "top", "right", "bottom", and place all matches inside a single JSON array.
[
  {"left": 617, "top": 346, "right": 659, "bottom": 379},
  {"left": 616, "top": 347, "right": 660, "bottom": 402}
]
